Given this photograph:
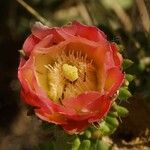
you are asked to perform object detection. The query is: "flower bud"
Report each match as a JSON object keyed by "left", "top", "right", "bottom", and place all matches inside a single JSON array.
[
  {"left": 122, "top": 59, "right": 133, "bottom": 69},
  {"left": 118, "top": 87, "right": 132, "bottom": 101},
  {"left": 96, "top": 140, "right": 110, "bottom": 150},
  {"left": 84, "top": 130, "right": 91, "bottom": 139},
  {"left": 19, "top": 49, "right": 26, "bottom": 57},
  {"left": 78, "top": 140, "right": 91, "bottom": 150},
  {"left": 113, "top": 105, "right": 129, "bottom": 117},
  {"left": 71, "top": 137, "right": 81, "bottom": 150},
  {"left": 105, "top": 116, "right": 119, "bottom": 127},
  {"left": 108, "top": 111, "right": 118, "bottom": 117},
  {"left": 98, "top": 121, "right": 111, "bottom": 135},
  {"left": 125, "top": 74, "right": 134, "bottom": 82}
]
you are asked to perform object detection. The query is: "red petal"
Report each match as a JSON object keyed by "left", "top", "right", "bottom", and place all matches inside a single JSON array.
[
  {"left": 18, "top": 54, "right": 47, "bottom": 107},
  {"left": 34, "top": 34, "right": 53, "bottom": 49},
  {"left": 62, "top": 120, "right": 89, "bottom": 134},
  {"left": 23, "top": 21, "right": 109, "bottom": 56},
  {"left": 110, "top": 43, "right": 123, "bottom": 67},
  {"left": 88, "top": 95, "right": 112, "bottom": 122},
  {"left": 18, "top": 58, "right": 26, "bottom": 68},
  {"left": 23, "top": 34, "right": 40, "bottom": 56},
  {"left": 62, "top": 92, "right": 101, "bottom": 112},
  {"left": 105, "top": 48, "right": 115, "bottom": 70},
  {"left": 18, "top": 60, "right": 34, "bottom": 92},
  {"left": 55, "top": 25, "right": 76, "bottom": 39},
  {"left": 104, "top": 67, "right": 124, "bottom": 96},
  {"left": 62, "top": 93, "right": 111, "bottom": 122},
  {"left": 31, "top": 22, "right": 52, "bottom": 39},
  {"left": 21, "top": 89, "right": 42, "bottom": 107},
  {"left": 32, "top": 21, "right": 107, "bottom": 44},
  {"left": 72, "top": 21, "right": 107, "bottom": 43},
  {"left": 32, "top": 22, "right": 64, "bottom": 44},
  {"left": 35, "top": 108, "right": 67, "bottom": 124}
]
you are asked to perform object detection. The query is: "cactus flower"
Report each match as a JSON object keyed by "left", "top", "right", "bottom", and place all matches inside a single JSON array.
[{"left": 18, "top": 21, "right": 124, "bottom": 134}]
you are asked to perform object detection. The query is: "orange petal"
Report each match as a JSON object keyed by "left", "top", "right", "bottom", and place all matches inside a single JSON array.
[
  {"left": 104, "top": 67, "right": 124, "bottom": 96},
  {"left": 23, "top": 34, "right": 40, "bottom": 56},
  {"left": 88, "top": 95, "right": 112, "bottom": 122},
  {"left": 62, "top": 91, "right": 101, "bottom": 112},
  {"left": 72, "top": 21, "right": 107, "bottom": 43},
  {"left": 62, "top": 92, "right": 111, "bottom": 122},
  {"left": 62, "top": 120, "right": 89, "bottom": 134},
  {"left": 35, "top": 108, "right": 67, "bottom": 124},
  {"left": 110, "top": 43, "right": 123, "bottom": 67}
]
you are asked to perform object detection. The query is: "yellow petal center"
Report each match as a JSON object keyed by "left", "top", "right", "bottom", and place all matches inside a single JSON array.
[{"left": 62, "top": 64, "right": 78, "bottom": 82}]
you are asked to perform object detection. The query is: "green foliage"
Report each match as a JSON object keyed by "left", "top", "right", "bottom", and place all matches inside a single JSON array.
[
  {"left": 39, "top": 141, "right": 54, "bottom": 150},
  {"left": 122, "top": 59, "right": 134, "bottom": 70},
  {"left": 118, "top": 87, "right": 132, "bottom": 101},
  {"left": 40, "top": 123, "right": 76, "bottom": 150},
  {"left": 94, "top": 140, "right": 110, "bottom": 150},
  {"left": 71, "top": 137, "right": 81, "bottom": 150},
  {"left": 125, "top": 74, "right": 135, "bottom": 82},
  {"left": 84, "top": 130, "right": 92, "bottom": 139},
  {"left": 105, "top": 116, "right": 119, "bottom": 127},
  {"left": 108, "top": 111, "right": 118, "bottom": 117},
  {"left": 78, "top": 140, "right": 91, "bottom": 150},
  {"left": 98, "top": 121, "right": 112, "bottom": 135},
  {"left": 113, "top": 104, "right": 129, "bottom": 117}
]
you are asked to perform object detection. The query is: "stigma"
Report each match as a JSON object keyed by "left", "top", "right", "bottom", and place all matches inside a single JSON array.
[{"left": 62, "top": 64, "right": 78, "bottom": 82}]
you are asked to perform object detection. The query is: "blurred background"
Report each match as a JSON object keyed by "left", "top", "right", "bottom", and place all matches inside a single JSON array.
[{"left": 0, "top": 0, "right": 150, "bottom": 149}]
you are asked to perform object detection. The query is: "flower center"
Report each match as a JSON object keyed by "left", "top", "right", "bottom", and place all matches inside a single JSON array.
[
  {"left": 62, "top": 64, "right": 78, "bottom": 82},
  {"left": 44, "top": 51, "right": 97, "bottom": 103}
]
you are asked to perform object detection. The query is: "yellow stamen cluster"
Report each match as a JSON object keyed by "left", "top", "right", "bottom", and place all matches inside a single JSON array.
[{"left": 44, "top": 51, "right": 97, "bottom": 103}]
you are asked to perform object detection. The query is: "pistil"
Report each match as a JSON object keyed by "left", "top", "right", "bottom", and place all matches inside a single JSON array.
[{"left": 62, "top": 64, "right": 78, "bottom": 82}]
